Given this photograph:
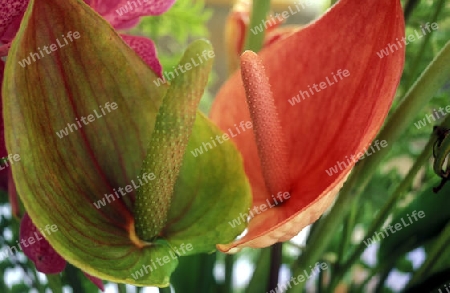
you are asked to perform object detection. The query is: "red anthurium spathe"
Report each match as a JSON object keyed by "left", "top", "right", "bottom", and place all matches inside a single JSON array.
[{"left": 210, "top": 0, "right": 405, "bottom": 252}]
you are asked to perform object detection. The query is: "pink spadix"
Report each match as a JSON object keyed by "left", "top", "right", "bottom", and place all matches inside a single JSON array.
[{"left": 240, "top": 50, "right": 290, "bottom": 199}]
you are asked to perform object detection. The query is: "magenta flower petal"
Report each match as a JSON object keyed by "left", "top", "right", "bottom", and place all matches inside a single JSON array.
[
  {"left": 19, "top": 213, "right": 66, "bottom": 274},
  {"left": 0, "top": 60, "right": 6, "bottom": 159},
  {"left": 83, "top": 272, "right": 105, "bottom": 292},
  {"left": 0, "top": 0, "right": 29, "bottom": 42},
  {"left": 121, "top": 34, "right": 162, "bottom": 76},
  {"left": 89, "top": 0, "right": 175, "bottom": 28},
  {"left": 0, "top": 60, "right": 8, "bottom": 191}
]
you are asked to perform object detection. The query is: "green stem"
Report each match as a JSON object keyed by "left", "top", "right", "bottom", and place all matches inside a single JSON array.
[
  {"left": 246, "top": 248, "right": 272, "bottom": 293},
  {"left": 65, "top": 265, "right": 86, "bottom": 293},
  {"left": 46, "top": 274, "right": 63, "bottom": 293},
  {"left": 268, "top": 243, "right": 282, "bottom": 291},
  {"left": 326, "top": 204, "right": 357, "bottom": 293},
  {"left": 355, "top": 262, "right": 384, "bottom": 293},
  {"left": 244, "top": 0, "right": 271, "bottom": 52},
  {"left": 118, "top": 283, "right": 127, "bottom": 293},
  {"left": 342, "top": 204, "right": 357, "bottom": 264},
  {"left": 159, "top": 286, "right": 171, "bottom": 293},
  {"left": 374, "top": 270, "right": 390, "bottom": 293},
  {"left": 404, "top": 0, "right": 446, "bottom": 90},
  {"left": 403, "top": 0, "right": 421, "bottom": 21},
  {"left": 31, "top": 268, "right": 45, "bottom": 293},
  {"left": 224, "top": 254, "right": 234, "bottom": 293},
  {"left": 405, "top": 220, "right": 450, "bottom": 288},
  {"left": 317, "top": 266, "right": 325, "bottom": 293},
  {"left": 288, "top": 40, "right": 450, "bottom": 293}
]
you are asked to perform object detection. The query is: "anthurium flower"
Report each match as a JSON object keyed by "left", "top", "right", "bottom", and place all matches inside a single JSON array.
[
  {"left": 3, "top": 0, "right": 251, "bottom": 287},
  {"left": 210, "top": 0, "right": 405, "bottom": 252}
]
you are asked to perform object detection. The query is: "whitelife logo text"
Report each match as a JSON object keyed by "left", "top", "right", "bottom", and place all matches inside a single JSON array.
[
  {"left": 153, "top": 50, "right": 215, "bottom": 87},
  {"left": 0, "top": 224, "right": 59, "bottom": 261},
  {"left": 56, "top": 102, "right": 118, "bottom": 139},
  {"left": 288, "top": 69, "right": 350, "bottom": 106},
  {"left": 267, "top": 262, "right": 328, "bottom": 293},
  {"left": 191, "top": 120, "right": 253, "bottom": 157},
  {"left": 93, "top": 172, "right": 156, "bottom": 209},
  {"left": 19, "top": 31, "right": 81, "bottom": 68},
  {"left": 414, "top": 105, "right": 450, "bottom": 129},
  {"left": 250, "top": 0, "right": 313, "bottom": 35},
  {"left": 325, "top": 140, "right": 388, "bottom": 176},
  {"left": 131, "top": 243, "right": 193, "bottom": 280},
  {"left": 363, "top": 210, "right": 425, "bottom": 247},
  {"left": 229, "top": 192, "right": 290, "bottom": 228},
  {"left": 376, "top": 22, "right": 438, "bottom": 58}
]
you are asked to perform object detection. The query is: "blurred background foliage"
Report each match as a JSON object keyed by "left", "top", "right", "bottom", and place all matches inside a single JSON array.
[{"left": 1, "top": 0, "right": 450, "bottom": 292}]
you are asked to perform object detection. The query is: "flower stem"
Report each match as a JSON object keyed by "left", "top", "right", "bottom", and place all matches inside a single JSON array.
[
  {"left": 224, "top": 254, "right": 234, "bottom": 293},
  {"left": 46, "top": 274, "right": 63, "bottom": 293},
  {"left": 403, "top": 0, "right": 421, "bottom": 21},
  {"left": 288, "top": 40, "right": 450, "bottom": 293},
  {"left": 244, "top": 0, "right": 271, "bottom": 52},
  {"left": 118, "top": 284, "right": 127, "bottom": 293},
  {"left": 267, "top": 242, "right": 282, "bottom": 291},
  {"left": 159, "top": 287, "right": 171, "bottom": 293}
]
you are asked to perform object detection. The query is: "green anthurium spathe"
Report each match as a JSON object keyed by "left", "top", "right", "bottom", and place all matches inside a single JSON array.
[{"left": 3, "top": 0, "right": 251, "bottom": 287}]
